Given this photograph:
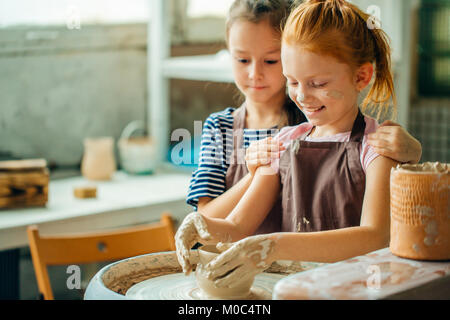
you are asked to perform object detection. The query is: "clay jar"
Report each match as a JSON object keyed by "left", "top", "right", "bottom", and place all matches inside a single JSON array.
[
  {"left": 81, "top": 137, "right": 116, "bottom": 181},
  {"left": 195, "top": 245, "right": 255, "bottom": 299},
  {"left": 390, "top": 162, "right": 449, "bottom": 260}
]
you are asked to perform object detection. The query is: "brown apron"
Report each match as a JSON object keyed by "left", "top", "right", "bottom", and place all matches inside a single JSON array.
[
  {"left": 279, "top": 109, "right": 367, "bottom": 232},
  {"left": 225, "top": 105, "right": 282, "bottom": 234}
]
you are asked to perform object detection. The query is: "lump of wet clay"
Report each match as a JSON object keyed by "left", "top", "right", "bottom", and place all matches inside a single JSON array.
[{"left": 195, "top": 245, "right": 255, "bottom": 299}]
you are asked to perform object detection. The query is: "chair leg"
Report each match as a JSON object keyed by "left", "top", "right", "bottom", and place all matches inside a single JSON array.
[
  {"left": 161, "top": 213, "right": 176, "bottom": 250},
  {"left": 27, "top": 226, "right": 54, "bottom": 300}
]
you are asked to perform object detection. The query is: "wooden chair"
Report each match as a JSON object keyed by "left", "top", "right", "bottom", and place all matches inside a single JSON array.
[{"left": 27, "top": 213, "right": 176, "bottom": 300}]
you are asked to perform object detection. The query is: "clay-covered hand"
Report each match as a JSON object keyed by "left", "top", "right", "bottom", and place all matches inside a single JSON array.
[
  {"left": 245, "top": 137, "right": 285, "bottom": 176},
  {"left": 367, "top": 120, "right": 422, "bottom": 164},
  {"left": 204, "top": 235, "right": 275, "bottom": 288},
  {"left": 175, "top": 212, "right": 212, "bottom": 275}
]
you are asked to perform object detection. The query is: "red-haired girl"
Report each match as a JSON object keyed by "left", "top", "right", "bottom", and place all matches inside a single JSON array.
[
  {"left": 177, "top": 0, "right": 422, "bottom": 286},
  {"left": 187, "top": 0, "right": 422, "bottom": 237}
]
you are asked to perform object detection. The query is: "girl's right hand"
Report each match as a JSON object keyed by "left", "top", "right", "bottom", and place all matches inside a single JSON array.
[
  {"left": 245, "top": 137, "right": 285, "bottom": 176},
  {"left": 204, "top": 235, "right": 275, "bottom": 288}
]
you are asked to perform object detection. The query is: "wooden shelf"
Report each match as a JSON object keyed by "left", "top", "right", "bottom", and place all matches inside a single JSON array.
[{"left": 162, "top": 51, "right": 234, "bottom": 83}]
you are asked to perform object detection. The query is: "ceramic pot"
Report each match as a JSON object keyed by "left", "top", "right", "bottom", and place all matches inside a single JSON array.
[
  {"left": 118, "top": 120, "right": 156, "bottom": 175},
  {"left": 81, "top": 137, "right": 116, "bottom": 180},
  {"left": 390, "top": 162, "right": 449, "bottom": 260},
  {"left": 195, "top": 245, "right": 255, "bottom": 299}
]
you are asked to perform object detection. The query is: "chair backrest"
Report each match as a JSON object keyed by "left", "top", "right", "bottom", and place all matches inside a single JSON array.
[{"left": 27, "top": 213, "right": 176, "bottom": 300}]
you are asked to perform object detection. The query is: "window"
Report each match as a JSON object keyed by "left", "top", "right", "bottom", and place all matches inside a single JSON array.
[
  {"left": 0, "top": 0, "right": 150, "bottom": 27},
  {"left": 418, "top": 0, "right": 450, "bottom": 96},
  {"left": 187, "top": 0, "right": 233, "bottom": 18}
]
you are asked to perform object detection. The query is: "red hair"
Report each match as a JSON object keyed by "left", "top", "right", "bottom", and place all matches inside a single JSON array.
[{"left": 283, "top": 0, "right": 396, "bottom": 119}]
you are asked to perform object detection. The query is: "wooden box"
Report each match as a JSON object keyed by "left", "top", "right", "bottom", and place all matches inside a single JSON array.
[{"left": 0, "top": 159, "right": 49, "bottom": 209}]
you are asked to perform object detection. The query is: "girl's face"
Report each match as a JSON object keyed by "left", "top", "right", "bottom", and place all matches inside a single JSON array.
[
  {"left": 228, "top": 19, "right": 287, "bottom": 106},
  {"left": 281, "top": 44, "right": 361, "bottom": 131}
]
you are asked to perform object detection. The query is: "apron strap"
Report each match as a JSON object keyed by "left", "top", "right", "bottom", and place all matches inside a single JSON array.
[
  {"left": 349, "top": 109, "right": 366, "bottom": 142},
  {"left": 230, "top": 105, "right": 247, "bottom": 165},
  {"left": 232, "top": 105, "right": 246, "bottom": 147}
]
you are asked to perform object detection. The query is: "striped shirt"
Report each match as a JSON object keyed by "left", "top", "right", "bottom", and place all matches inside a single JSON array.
[{"left": 186, "top": 107, "right": 279, "bottom": 208}]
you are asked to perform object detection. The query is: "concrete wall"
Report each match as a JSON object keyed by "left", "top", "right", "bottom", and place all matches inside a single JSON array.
[
  {"left": 0, "top": 24, "right": 148, "bottom": 166},
  {"left": 0, "top": 22, "right": 237, "bottom": 168}
]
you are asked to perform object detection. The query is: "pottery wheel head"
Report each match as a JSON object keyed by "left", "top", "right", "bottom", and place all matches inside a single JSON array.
[{"left": 125, "top": 272, "right": 285, "bottom": 300}]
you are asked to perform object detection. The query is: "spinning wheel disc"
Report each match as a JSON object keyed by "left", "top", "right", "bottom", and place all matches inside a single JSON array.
[{"left": 125, "top": 272, "right": 285, "bottom": 300}]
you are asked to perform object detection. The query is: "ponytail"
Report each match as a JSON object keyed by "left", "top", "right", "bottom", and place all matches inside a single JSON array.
[{"left": 364, "top": 27, "right": 397, "bottom": 120}]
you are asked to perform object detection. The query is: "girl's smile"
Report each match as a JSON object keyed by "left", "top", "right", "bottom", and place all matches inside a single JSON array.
[
  {"left": 248, "top": 85, "right": 269, "bottom": 90},
  {"left": 282, "top": 45, "right": 361, "bottom": 137},
  {"left": 301, "top": 105, "right": 326, "bottom": 117}
]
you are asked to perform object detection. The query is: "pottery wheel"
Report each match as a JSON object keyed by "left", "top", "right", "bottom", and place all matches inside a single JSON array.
[{"left": 125, "top": 272, "right": 285, "bottom": 300}]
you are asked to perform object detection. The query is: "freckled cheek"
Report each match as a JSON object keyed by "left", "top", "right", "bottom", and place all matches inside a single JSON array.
[
  {"left": 322, "top": 90, "right": 345, "bottom": 100},
  {"left": 317, "top": 92, "right": 336, "bottom": 105},
  {"left": 324, "top": 88, "right": 358, "bottom": 108}
]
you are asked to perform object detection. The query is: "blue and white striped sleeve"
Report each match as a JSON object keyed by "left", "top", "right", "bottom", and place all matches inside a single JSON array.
[{"left": 186, "top": 111, "right": 230, "bottom": 209}]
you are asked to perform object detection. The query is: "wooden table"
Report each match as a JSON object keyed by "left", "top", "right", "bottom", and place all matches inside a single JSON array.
[
  {"left": 0, "top": 170, "right": 193, "bottom": 299},
  {"left": 0, "top": 170, "right": 192, "bottom": 251},
  {"left": 273, "top": 247, "right": 450, "bottom": 299}
]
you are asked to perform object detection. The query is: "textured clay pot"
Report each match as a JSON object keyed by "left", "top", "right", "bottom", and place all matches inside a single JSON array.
[
  {"left": 195, "top": 245, "right": 255, "bottom": 299},
  {"left": 390, "top": 162, "right": 449, "bottom": 260}
]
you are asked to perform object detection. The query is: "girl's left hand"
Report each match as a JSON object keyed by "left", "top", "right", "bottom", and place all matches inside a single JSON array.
[
  {"left": 245, "top": 137, "right": 285, "bottom": 176},
  {"left": 367, "top": 120, "right": 422, "bottom": 164},
  {"left": 175, "top": 212, "right": 212, "bottom": 275},
  {"left": 204, "top": 235, "right": 275, "bottom": 288}
]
